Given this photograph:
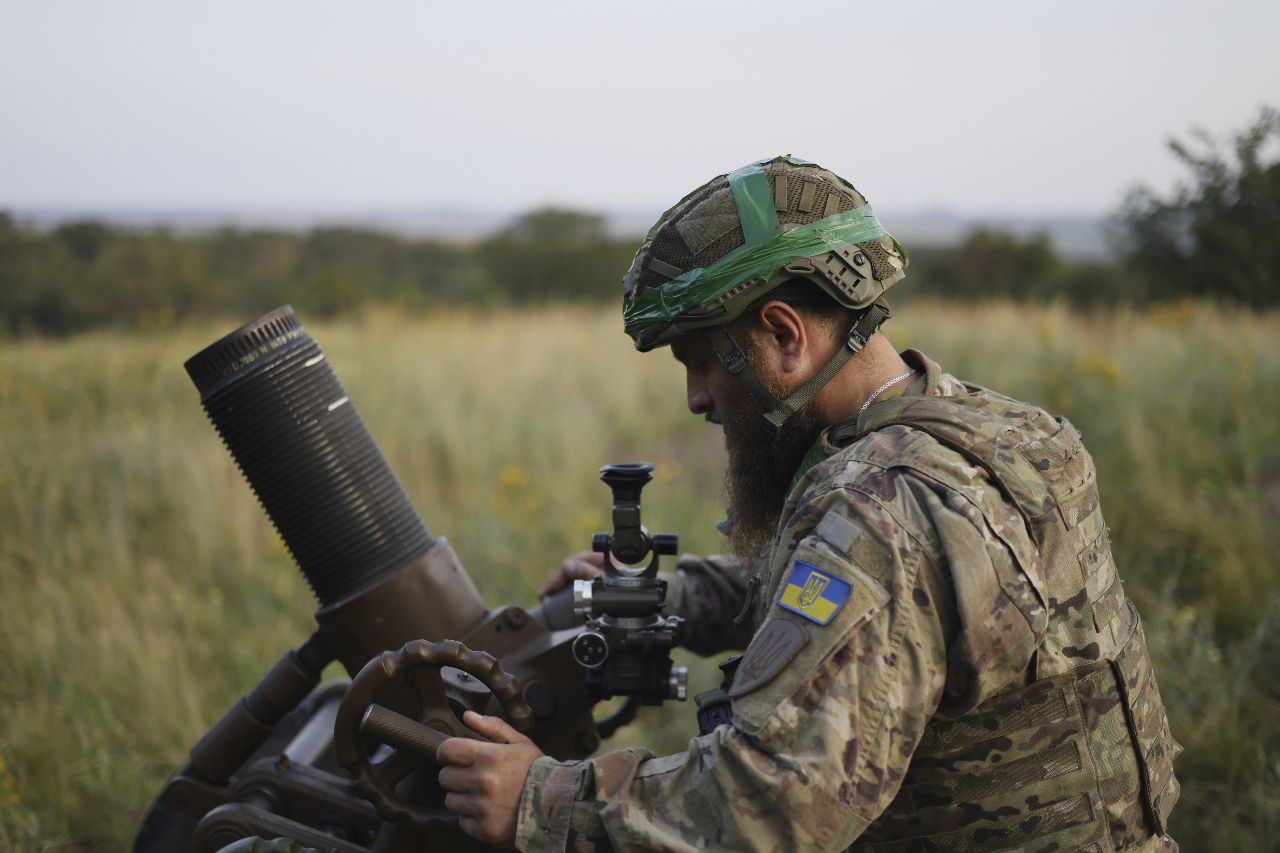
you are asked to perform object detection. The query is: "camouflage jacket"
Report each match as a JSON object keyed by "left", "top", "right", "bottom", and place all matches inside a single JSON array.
[
  {"left": 663, "top": 552, "right": 753, "bottom": 657},
  {"left": 515, "top": 350, "right": 1177, "bottom": 853}
]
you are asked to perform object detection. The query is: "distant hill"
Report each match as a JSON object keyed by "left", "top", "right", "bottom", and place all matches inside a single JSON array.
[
  {"left": 880, "top": 211, "right": 1112, "bottom": 262},
  {"left": 9, "top": 206, "right": 1114, "bottom": 261}
]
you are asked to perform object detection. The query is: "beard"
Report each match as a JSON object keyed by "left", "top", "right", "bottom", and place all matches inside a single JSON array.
[{"left": 716, "top": 372, "right": 824, "bottom": 561}]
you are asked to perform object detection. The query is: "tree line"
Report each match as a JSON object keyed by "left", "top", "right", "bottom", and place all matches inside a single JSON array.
[
  {"left": 3, "top": 108, "right": 1276, "bottom": 335},
  {"left": 909, "top": 106, "right": 1280, "bottom": 308},
  {"left": 0, "top": 208, "right": 638, "bottom": 335}
]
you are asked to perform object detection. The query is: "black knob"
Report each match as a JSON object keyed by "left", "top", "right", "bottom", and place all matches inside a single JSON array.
[
  {"left": 572, "top": 631, "right": 610, "bottom": 668},
  {"left": 653, "top": 533, "right": 679, "bottom": 555},
  {"left": 592, "top": 533, "right": 610, "bottom": 553},
  {"left": 718, "top": 654, "right": 743, "bottom": 680}
]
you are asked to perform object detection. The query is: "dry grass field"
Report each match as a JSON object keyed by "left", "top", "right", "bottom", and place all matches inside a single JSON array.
[{"left": 1, "top": 302, "right": 1278, "bottom": 851}]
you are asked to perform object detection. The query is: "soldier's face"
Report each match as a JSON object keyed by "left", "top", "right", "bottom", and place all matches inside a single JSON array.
[
  {"left": 670, "top": 332, "right": 736, "bottom": 423},
  {"left": 671, "top": 331, "right": 822, "bottom": 558}
]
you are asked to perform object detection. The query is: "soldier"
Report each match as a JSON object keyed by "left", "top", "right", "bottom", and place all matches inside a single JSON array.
[{"left": 437, "top": 156, "right": 1181, "bottom": 852}]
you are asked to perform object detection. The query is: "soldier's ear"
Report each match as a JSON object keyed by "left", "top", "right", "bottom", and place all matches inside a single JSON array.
[{"left": 755, "top": 301, "right": 808, "bottom": 373}]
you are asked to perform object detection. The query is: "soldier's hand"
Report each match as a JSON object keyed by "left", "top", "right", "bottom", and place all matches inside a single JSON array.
[
  {"left": 538, "top": 551, "right": 605, "bottom": 598},
  {"left": 437, "top": 711, "right": 544, "bottom": 849}
]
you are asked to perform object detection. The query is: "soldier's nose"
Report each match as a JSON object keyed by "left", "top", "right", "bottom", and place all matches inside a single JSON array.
[{"left": 687, "top": 385, "right": 714, "bottom": 415}]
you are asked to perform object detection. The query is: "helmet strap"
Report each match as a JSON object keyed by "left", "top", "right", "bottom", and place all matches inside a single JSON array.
[
  {"left": 704, "top": 325, "right": 782, "bottom": 411},
  {"left": 704, "top": 302, "right": 891, "bottom": 442}
]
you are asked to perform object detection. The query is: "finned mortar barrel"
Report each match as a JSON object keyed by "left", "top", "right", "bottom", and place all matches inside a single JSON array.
[
  {"left": 184, "top": 306, "right": 489, "bottom": 678},
  {"left": 136, "top": 307, "right": 597, "bottom": 853},
  {"left": 185, "top": 305, "right": 434, "bottom": 607}
]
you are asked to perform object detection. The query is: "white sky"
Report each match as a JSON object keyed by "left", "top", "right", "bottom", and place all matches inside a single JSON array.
[{"left": 2, "top": 0, "right": 1277, "bottom": 218}]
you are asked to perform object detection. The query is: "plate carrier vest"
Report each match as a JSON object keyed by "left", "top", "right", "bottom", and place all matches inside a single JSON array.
[{"left": 833, "top": 388, "right": 1181, "bottom": 853}]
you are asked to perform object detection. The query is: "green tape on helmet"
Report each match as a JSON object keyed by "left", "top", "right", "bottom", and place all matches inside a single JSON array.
[
  {"left": 727, "top": 161, "right": 780, "bottom": 246},
  {"left": 622, "top": 204, "right": 888, "bottom": 339},
  {"left": 622, "top": 156, "right": 908, "bottom": 350}
]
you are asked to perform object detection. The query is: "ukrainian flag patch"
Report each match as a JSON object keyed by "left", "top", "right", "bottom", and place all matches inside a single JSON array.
[{"left": 778, "top": 561, "right": 851, "bottom": 626}]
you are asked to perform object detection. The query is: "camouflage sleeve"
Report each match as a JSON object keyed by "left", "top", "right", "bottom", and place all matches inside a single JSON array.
[
  {"left": 513, "top": 466, "right": 1042, "bottom": 852},
  {"left": 665, "top": 553, "right": 753, "bottom": 655}
]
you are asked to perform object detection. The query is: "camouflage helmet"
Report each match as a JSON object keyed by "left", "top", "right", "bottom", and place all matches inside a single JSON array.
[{"left": 623, "top": 155, "right": 908, "bottom": 437}]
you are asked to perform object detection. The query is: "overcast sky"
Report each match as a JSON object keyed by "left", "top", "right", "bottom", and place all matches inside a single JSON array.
[{"left": 2, "top": 0, "right": 1277, "bottom": 219}]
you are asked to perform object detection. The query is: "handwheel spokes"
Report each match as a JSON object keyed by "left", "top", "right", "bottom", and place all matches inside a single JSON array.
[
  {"left": 373, "top": 747, "right": 427, "bottom": 787},
  {"left": 335, "top": 638, "right": 536, "bottom": 832},
  {"left": 411, "top": 668, "right": 455, "bottom": 730}
]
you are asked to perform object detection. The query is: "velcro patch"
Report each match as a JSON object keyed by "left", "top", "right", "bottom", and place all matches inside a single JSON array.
[
  {"left": 675, "top": 186, "right": 740, "bottom": 254},
  {"left": 648, "top": 257, "right": 684, "bottom": 279},
  {"left": 777, "top": 561, "right": 852, "bottom": 626},
  {"left": 728, "top": 617, "right": 809, "bottom": 697},
  {"left": 815, "top": 513, "right": 862, "bottom": 553}
]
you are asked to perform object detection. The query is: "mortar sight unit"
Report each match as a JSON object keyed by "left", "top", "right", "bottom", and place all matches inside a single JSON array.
[
  {"left": 133, "top": 306, "right": 685, "bottom": 853},
  {"left": 572, "top": 463, "right": 687, "bottom": 705}
]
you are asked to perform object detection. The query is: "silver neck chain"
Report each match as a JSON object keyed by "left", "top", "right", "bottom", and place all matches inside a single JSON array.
[{"left": 859, "top": 370, "right": 918, "bottom": 415}]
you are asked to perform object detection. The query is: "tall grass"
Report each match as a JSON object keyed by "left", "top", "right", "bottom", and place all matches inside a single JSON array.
[{"left": 1, "top": 302, "right": 1277, "bottom": 851}]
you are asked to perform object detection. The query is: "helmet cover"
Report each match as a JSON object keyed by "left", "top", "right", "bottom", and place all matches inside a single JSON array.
[{"left": 622, "top": 156, "right": 908, "bottom": 351}]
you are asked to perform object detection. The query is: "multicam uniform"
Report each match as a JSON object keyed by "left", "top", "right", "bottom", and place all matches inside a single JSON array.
[{"left": 516, "top": 350, "right": 1180, "bottom": 853}]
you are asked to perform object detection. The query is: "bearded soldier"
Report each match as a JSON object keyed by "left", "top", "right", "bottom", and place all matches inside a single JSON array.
[{"left": 436, "top": 156, "right": 1182, "bottom": 852}]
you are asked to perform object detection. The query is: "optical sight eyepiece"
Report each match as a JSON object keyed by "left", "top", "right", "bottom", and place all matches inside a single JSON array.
[{"left": 598, "top": 462, "right": 654, "bottom": 502}]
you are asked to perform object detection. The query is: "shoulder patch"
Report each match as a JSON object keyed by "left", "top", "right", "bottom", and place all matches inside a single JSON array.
[
  {"left": 777, "top": 561, "right": 852, "bottom": 625},
  {"left": 728, "top": 617, "right": 809, "bottom": 697}
]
